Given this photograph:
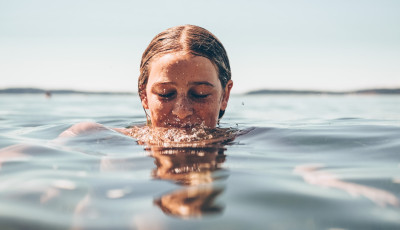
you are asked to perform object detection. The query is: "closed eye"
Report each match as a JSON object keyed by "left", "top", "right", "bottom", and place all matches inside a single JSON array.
[
  {"left": 158, "top": 92, "right": 175, "bottom": 98},
  {"left": 191, "top": 92, "right": 210, "bottom": 99}
]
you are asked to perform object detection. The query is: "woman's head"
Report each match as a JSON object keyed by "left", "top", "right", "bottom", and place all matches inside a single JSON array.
[{"left": 139, "top": 25, "right": 233, "bottom": 128}]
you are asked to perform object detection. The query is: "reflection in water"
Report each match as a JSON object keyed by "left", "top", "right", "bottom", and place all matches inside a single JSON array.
[
  {"left": 148, "top": 146, "right": 228, "bottom": 218},
  {"left": 0, "top": 126, "right": 238, "bottom": 228}
]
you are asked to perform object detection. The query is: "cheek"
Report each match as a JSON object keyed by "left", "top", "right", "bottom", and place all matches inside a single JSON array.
[
  {"left": 193, "top": 101, "right": 221, "bottom": 123},
  {"left": 147, "top": 97, "right": 172, "bottom": 118}
]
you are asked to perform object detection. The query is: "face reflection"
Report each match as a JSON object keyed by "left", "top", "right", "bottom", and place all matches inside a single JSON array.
[
  {"left": 142, "top": 53, "right": 232, "bottom": 128},
  {"left": 149, "top": 146, "right": 227, "bottom": 217}
]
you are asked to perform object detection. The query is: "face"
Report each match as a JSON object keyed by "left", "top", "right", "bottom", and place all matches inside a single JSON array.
[{"left": 142, "top": 53, "right": 233, "bottom": 129}]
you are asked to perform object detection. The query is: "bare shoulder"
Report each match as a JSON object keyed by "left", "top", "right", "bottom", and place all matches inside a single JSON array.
[{"left": 59, "top": 122, "right": 110, "bottom": 138}]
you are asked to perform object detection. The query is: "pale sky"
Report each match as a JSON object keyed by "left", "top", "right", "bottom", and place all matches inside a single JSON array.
[{"left": 1, "top": 0, "right": 399, "bottom": 93}]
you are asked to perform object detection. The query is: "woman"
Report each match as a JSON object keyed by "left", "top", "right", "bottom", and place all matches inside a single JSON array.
[{"left": 61, "top": 25, "right": 233, "bottom": 139}]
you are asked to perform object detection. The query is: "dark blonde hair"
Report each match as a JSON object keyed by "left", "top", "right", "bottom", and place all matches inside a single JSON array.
[{"left": 138, "top": 25, "right": 231, "bottom": 118}]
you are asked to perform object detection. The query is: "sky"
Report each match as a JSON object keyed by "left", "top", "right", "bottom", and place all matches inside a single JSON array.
[{"left": 1, "top": 0, "right": 399, "bottom": 94}]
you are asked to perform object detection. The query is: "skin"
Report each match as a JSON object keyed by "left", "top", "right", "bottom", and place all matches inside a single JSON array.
[{"left": 141, "top": 52, "right": 233, "bottom": 129}]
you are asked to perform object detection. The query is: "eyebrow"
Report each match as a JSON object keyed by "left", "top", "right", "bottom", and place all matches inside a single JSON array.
[
  {"left": 190, "top": 81, "right": 215, "bottom": 87},
  {"left": 152, "top": 82, "right": 177, "bottom": 87}
]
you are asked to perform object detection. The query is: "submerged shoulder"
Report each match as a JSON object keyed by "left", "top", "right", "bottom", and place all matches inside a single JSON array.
[
  {"left": 59, "top": 122, "right": 134, "bottom": 138},
  {"left": 59, "top": 122, "right": 109, "bottom": 138}
]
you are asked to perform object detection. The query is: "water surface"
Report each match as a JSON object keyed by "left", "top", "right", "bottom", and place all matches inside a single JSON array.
[{"left": 0, "top": 94, "right": 399, "bottom": 230}]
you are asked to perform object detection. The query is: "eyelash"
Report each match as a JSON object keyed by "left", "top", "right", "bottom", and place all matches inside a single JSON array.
[
  {"left": 158, "top": 92, "right": 175, "bottom": 98},
  {"left": 191, "top": 93, "right": 209, "bottom": 99},
  {"left": 157, "top": 92, "right": 210, "bottom": 99}
]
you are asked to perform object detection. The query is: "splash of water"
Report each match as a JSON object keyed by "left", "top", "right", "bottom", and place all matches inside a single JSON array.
[{"left": 127, "top": 125, "right": 239, "bottom": 147}]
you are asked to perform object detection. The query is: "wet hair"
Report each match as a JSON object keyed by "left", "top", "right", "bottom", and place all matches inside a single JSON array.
[{"left": 138, "top": 25, "right": 231, "bottom": 119}]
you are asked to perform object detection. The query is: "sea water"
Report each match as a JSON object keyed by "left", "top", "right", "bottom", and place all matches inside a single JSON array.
[{"left": 0, "top": 94, "right": 399, "bottom": 230}]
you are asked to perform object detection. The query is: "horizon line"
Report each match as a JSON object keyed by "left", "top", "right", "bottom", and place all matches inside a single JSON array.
[{"left": 1, "top": 87, "right": 400, "bottom": 95}]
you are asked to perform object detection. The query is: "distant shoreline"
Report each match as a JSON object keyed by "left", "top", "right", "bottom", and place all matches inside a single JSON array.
[
  {"left": 245, "top": 88, "right": 400, "bottom": 95},
  {"left": 0, "top": 87, "right": 400, "bottom": 95},
  {"left": 0, "top": 88, "right": 134, "bottom": 95}
]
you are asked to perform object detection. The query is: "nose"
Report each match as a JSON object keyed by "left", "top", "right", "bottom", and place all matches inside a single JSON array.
[{"left": 172, "top": 96, "right": 193, "bottom": 119}]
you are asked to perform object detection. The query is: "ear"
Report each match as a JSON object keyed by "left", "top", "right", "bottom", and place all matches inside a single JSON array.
[
  {"left": 141, "top": 93, "right": 149, "bottom": 109},
  {"left": 220, "top": 80, "right": 233, "bottom": 111}
]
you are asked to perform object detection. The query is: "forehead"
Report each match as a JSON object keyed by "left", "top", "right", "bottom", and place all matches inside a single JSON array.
[{"left": 148, "top": 53, "right": 219, "bottom": 84}]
